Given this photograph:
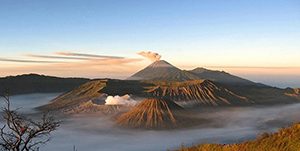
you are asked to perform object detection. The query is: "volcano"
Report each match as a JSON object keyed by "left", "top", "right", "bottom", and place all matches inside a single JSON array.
[
  {"left": 128, "top": 60, "right": 199, "bottom": 81},
  {"left": 146, "top": 80, "right": 251, "bottom": 106},
  {"left": 116, "top": 98, "right": 186, "bottom": 129}
]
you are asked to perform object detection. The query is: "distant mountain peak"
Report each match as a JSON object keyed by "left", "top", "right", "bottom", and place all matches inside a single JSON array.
[
  {"left": 148, "top": 60, "right": 175, "bottom": 68},
  {"left": 191, "top": 67, "right": 210, "bottom": 73},
  {"left": 128, "top": 60, "right": 199, "bottom": 81},
  {"left": 189, "top": 67, "right": 254, "bottom": 85}
]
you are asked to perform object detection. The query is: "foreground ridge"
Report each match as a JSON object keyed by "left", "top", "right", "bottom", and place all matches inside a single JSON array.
[{"left": 179, "top": 123, "right": 300, "bottom": 151}]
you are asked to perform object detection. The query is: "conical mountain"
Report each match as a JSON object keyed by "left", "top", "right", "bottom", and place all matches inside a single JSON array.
[
  {"left": 116, "top": 98, "right": 184, "bottom": 129},
  {"left": 128, "top": 60, "right": 199, "bottom": 81}
]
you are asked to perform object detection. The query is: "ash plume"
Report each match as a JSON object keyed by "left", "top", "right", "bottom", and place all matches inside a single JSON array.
[{"left": 138, "top": 51, "right": 161, "bottom": 62}]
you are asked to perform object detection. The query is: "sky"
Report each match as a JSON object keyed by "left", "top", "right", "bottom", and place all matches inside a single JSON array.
[{"left": 0, "top": 0, "right": 299, "bottom": 87}]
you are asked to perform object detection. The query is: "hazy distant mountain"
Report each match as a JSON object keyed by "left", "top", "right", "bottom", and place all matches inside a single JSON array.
[
  {"left": 128, "top": 60, "right": 200, "bottom": 81},
  {"left": 0, "top": 74, "right": 89, "bottom": 95},
  {"left": 128, "top": 60, "right": 259, "bottom": 87},
  {"left": 189, "top": 67, "right": 255, "bottom": 85}
]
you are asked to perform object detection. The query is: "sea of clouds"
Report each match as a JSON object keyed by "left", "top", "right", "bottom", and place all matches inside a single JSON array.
[{"left": 1, "top": 93, "right": 300, "bottom": 151}]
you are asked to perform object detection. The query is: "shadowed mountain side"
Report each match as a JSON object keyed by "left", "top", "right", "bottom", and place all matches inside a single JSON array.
[
  {"left": 128, "top": 60, "right": 200, "bottom": 81},
  {"left": 99, "top": 79, "right": 153, "bottom": 96},
  {"left": 38, "top": 79, "right": 153, "bottom": 111},
  {"left": 0, "top": 73, "right": 89, "bottom": 95},
  {"left": 188, "top": 68, "right": 299, "bottom": 104},
  {"left": 38, "top": 80, "right": 107, "bottom": 111},
  {"left": 179, "top": 122, "right": 300, "bottom": 151},
  {"left": 116, "top": 98, "right": 204, "bottom": 129},
  {"left": 223, "top": 85, "right": 300, "bottom": 105},
  {"left": 146, "top": 80, "right": 251, "bottom": 106},
  {"left": 189, "top": 67, "right": 256, "bottom": 86}
]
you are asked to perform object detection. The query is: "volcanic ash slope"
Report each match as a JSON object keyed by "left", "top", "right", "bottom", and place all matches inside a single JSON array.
[{"left": 116, "top": 98, "right": 202, "bottom": 129}]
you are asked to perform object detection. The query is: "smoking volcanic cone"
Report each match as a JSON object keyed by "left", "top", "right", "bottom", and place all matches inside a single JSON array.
[
  {"left": 128, "top": 60, "right": 199, "bottom": 81},
  {"left": 116, "top": 98, "right": 189, "bottom": 129}
]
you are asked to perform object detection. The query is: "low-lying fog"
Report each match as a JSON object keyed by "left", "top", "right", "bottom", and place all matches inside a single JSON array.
[{"left": 1, "top": 93, "right": 300, "bottom": 151}]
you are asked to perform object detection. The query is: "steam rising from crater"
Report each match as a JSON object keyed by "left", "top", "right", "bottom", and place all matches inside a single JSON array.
[
  {"left": 138, "top": 51, "right": 161, "bottom": 62},
  {"left": 105, "top": 94, "right": 137, "bottom": 106}
]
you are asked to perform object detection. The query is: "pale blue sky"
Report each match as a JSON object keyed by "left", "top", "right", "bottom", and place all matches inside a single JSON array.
[{"left": 0, "top": 0, "right": 299, "bottom": 87}]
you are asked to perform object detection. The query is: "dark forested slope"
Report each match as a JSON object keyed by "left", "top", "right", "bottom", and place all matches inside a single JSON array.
[{"left": 0, "top": 74, "right": 89, "bottom": 95}]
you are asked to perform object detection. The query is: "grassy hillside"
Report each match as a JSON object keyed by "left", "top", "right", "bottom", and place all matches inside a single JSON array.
[{"left": 179, "top": 123, "right": 300, "bottom": 151}]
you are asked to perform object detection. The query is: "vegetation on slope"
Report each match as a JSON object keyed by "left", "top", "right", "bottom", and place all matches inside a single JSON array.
[
  {"left": 285, "top": 88, "right": 300, "bottom": 99},
  {"left": 179, "top": 123, "right": 300, "bottom": 151}
]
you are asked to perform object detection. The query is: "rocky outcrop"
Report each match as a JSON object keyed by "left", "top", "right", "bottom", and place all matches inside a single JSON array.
[{"left": 285, "top": 88, "right": 300, "bottom": 99}]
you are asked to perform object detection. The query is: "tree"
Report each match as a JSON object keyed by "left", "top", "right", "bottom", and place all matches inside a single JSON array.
[{"left": 0, "top": 91, "right": 60, "bottom": 151}]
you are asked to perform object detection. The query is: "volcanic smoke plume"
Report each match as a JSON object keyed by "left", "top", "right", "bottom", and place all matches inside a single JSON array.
[
  {"left": 105, "top": 94, "right": 137, "bottom": 106},
  {"left": 138, "top": 51, "right": 161, "bottom": 62}
]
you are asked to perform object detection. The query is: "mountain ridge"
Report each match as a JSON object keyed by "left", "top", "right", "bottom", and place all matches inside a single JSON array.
[
  {"left": 38, "top": 60, "right": 300, "bottom": 112},
  {"left": 0, "top": 73, "right": 90, "bottom": 95},
  {"left": 189, "top": 67, "right": 256, "bottom": 85}
]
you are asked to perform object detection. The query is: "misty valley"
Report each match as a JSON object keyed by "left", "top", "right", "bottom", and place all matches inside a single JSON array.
[{"left": 1, "top": 93, "right": 300, "bottom": 151}]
